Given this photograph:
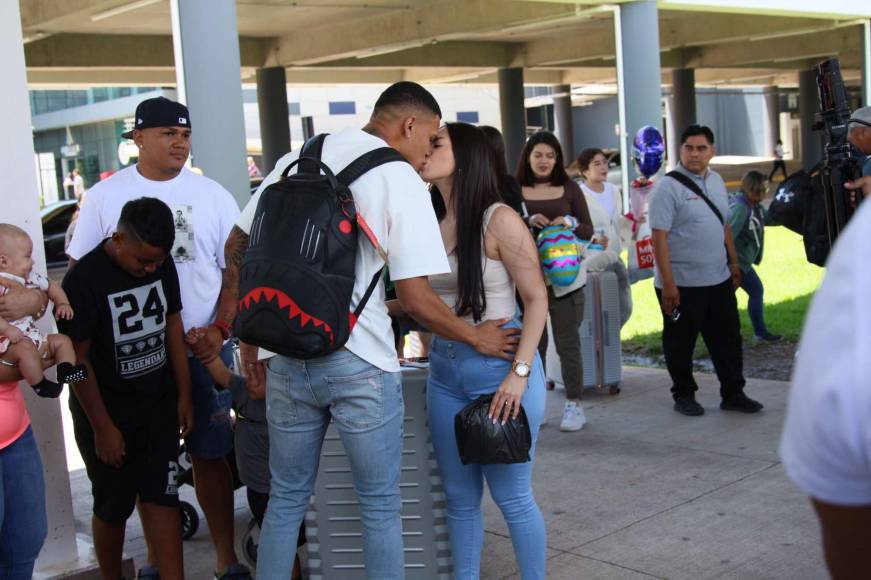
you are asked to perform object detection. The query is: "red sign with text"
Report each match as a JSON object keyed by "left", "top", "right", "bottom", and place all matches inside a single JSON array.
[{"left": 636, "top": 237, "right": 654, "bottom": 269}]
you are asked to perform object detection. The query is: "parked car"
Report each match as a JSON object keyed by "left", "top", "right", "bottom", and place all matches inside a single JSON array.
[
  {"left": 41, "top": 200, "right": 78, "bottom": 267},
  {"left": 604, "top": 149, "right": 623, "bottom": 186}
]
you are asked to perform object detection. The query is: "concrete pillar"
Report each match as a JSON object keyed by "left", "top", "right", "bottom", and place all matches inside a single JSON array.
[
  {"left": 256, "top": 66, "right": 291, "bottom": 173},
  {"left": 2, "top": 1, "right": 79, "bottom": 574},
  {"left": 862, "top": 20, "right": 871, "bottom": 107},
  {"left": 669, "top": 68, "right": 696, "bottom": 167},
  {"left": 170, "top": 0, "right": 249, "bottom": 208},
  {"left": 799, "top": 68, "right": 823, "bottom": 167},
  {"left": 498, "top": 67, "right": 527, "bottom": 173},
  {"left": 763, "top": 86, "right": 781, "bottom": 159},
  {"left": 553, "top": 84, "right": 575, "bottom": 160},
  {"left": 614, "top": 1, "right": 664, "bottom": 198}
]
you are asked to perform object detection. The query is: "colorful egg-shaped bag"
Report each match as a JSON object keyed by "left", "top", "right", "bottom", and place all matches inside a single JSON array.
[{"left": 536, "top": 225, "right": 581, "bottom": 287}]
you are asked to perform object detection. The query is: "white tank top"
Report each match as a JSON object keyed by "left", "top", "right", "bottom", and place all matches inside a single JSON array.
[{"left": 429, "top": 203, "right": 517, "bottom": 324}]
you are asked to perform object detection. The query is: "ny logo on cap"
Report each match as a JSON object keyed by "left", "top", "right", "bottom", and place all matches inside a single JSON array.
[{"left": 179, "top": 117, "right": 188, "bottom": 124}]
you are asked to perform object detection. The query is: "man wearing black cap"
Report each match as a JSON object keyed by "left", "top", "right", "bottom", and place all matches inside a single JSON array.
[{"left": 67, "top": 96, "right": 250, "bottom": 579}]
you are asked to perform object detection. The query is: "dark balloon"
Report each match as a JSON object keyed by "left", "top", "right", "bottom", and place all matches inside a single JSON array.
[{"left": 632, "top": 125, "right": 665, "bottom": 178}]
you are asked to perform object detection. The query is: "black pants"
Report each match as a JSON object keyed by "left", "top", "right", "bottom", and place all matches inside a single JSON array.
[
  {"left": 655, "top": 278, "right": 745, "bottom": 401},
  {"left": 769, "top": 160, "right": 787, "bottom": 180}
]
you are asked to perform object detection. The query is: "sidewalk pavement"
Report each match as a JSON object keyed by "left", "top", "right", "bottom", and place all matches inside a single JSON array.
[{"left": 67, "top": 366, "right": 826, "bottom": 579}]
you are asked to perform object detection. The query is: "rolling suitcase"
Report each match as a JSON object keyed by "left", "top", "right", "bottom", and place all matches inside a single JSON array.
[
  {"left": 543, "top": 270, "right": 623, "bottom": 394},
  {"left": 580, "top": 270, "right": 622, "bottom": 393}
]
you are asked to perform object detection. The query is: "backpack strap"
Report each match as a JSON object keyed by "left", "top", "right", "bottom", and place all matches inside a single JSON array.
[
  {"left": 337, "top": 147, "right": 407, "bottom": 325},
  {"left": 337, "top": 147, "right": 407, "bottom": 185},
  {"left": 298, "top": 133, "right": 328, "bottom": 175},
  {"left": 353, "top": 267, "right": 385, "bottom": 322}
]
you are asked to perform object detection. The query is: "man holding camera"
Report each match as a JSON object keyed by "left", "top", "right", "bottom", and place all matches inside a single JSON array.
[
  {"left": 845, "top": 106, "right": 871, "bottom": 199},
  {"left": 649, "top": 124, "right": 763, "bottom": 418}
]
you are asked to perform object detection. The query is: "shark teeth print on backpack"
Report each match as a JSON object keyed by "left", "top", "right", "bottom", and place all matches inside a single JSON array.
[{"left": 234, "top": 133, "right": 406, "bottom": 359}]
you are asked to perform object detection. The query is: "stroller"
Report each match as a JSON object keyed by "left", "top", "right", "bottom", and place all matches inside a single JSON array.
[
  {"left": 175, "top": 442, "right": 244, "bottom": 541},
  {"left": 176, "top": 443, "right": 262, "bottom": 566}
]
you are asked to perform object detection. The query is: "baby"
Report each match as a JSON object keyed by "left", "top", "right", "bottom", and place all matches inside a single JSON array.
[{"left": 0, "top": 223, "right": 87, "bottom": 397}]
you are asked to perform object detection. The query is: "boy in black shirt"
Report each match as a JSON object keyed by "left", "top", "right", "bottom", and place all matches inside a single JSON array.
[{"left": 61, "top": 198, "right": 193, "bottom": 580}]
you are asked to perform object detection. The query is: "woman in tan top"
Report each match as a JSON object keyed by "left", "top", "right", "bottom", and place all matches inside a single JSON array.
[
  {"left": 420, "top": 122, "right": 549, "bottom": 579},
  {"left": 518, "top": 131, "right": 594, "bottom": 432}
]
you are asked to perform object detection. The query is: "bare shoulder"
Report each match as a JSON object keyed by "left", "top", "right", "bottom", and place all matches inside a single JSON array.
[
  {"left": 486, "top": 205, "right": 533, "bottom": 259},
  {"left": 487, "top": 205, "right": 526, "bottom": 235}
]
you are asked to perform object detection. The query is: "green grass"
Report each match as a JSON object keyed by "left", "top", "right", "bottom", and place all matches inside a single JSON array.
[{"left": 621, "top": 226, "right": 824, "bottom": 356}]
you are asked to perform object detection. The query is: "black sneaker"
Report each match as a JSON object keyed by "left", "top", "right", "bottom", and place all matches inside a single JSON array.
[
  {"left": 754, "top": 332, "right": 783, "bottom": 342},
  {"left": 674, "top": 396, "right": 705, "bottom": 416},
  {"left": 720, "top": 393, "right": 764, "bottom": 413}
]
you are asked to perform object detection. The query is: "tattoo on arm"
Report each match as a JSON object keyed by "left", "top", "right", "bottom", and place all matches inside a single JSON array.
[
  {"left": 225, "top": 226, "right": 250, "bottom": 271},
  {"left": 218, "top": 226, "right": 250, "bottom": 326}
]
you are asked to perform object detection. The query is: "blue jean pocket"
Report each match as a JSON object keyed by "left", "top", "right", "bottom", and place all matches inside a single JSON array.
[
  {"left": 324, "top": 367, "right": 384, "bottom": 430},
  {"left": 265, "top": 362, "right": 299, "bottom": 429}
]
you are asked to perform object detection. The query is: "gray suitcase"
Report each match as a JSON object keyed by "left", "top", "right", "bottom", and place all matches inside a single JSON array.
[
  {"left": 304, "top": 367, "right": 453, "bottom": 579},
  {"left": 580, "top": 270, "right": 623, "bottom": 392}
]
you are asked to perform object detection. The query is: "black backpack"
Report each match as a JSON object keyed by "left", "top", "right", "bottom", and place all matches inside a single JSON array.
[
  {"left": 234, "top": 134, "right": 406, "bottom": 359},
  {"left": 767, "top": 165, "right": 832, "bottom": 266},
  {"left": 768, "top": 166, "right": 818, "bottom": 235}
]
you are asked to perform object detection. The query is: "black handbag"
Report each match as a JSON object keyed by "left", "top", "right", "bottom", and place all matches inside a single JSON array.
[{"left": 454, "top": 394, "right": 532, "bottom": 465}]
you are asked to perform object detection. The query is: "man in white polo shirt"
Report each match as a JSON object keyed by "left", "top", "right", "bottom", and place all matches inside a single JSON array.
[
  {"left": 67, "top": 97, "right": 250, "bottom": 579},
  {"left": 226, "top": 82, "right": 520, "bottom": 579}
]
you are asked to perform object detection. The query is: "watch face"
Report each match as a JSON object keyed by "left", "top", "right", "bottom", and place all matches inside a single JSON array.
[{"left": 514, "top": 362, "right": 531, "bottom": 377}]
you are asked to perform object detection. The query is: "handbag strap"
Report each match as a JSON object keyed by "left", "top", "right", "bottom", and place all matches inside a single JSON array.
[
  {"left": 665, "top": 170, "right": 729, "bottom": 266},
  {"left": 665, "top": 171, "right": 724, "bottom": 225}
]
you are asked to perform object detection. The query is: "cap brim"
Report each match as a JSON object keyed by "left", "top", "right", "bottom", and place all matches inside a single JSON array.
[{"left": 121, "top": 130, "right": 135, "bottom": 139}]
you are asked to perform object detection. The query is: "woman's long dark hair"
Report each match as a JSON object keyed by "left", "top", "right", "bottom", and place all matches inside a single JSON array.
[
  {"left": 430, "top": 122, "right": 502, "bottom": 323},
  {"left": 515, "top": 130, "right": 569, "bottom": 187},
  {"left": 479, "top": 125, "right": 509, "bottom": 184}
]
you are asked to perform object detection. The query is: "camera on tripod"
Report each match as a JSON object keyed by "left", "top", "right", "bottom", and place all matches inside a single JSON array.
[
  {"left": 770, "top": 58, "right": 864, "bottom": 266},
  {"left": 811, "top": 58, "right": 862, "bottom": 263}
]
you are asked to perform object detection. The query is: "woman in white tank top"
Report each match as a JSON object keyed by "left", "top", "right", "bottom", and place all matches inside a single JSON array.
[{"left": 419, "top": 123, "right": 549, "bottom": 579}]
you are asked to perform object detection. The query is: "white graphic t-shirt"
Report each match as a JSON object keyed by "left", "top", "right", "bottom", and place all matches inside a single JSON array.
[{"left": 67, "top": 165, "right": 240, "bottom": 330}]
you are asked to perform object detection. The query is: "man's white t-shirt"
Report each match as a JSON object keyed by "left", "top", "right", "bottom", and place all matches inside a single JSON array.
[
  {"left": 67, "top": 165, "right": 240, "bottom": 331},
  {"left": 779, "top": 200, "right": 871, "bottom": 506},
  {"left": 237, "top": 128, "right": 450, "bottom": 373}
]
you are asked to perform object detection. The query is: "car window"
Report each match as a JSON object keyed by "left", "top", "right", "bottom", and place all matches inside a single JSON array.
[{"left": 42, "top": 204, "right": 76, "bottom": 236}]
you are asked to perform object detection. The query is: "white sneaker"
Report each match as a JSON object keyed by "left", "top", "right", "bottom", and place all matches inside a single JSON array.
[{"left": 559, "top": 401, "right": 586, "bottom": 432}]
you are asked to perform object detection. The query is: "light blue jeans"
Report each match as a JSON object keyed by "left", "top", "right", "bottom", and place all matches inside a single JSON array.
[
  {"left": 0, "top": 427, "right": 47, "bottom": 580},
  {"left": 427, "top": 329, "right": 547, "bottom": 580},
  {"left": 258, "top": 349, "right": 405, "bottom": 579}
]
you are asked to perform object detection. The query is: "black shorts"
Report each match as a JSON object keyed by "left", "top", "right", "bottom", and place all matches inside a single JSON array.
[{"left": 71, "top": 396, "right": 180, "bottom": 524}]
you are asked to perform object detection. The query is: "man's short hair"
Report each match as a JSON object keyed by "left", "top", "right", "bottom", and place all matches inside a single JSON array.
[
  {"left": 680, "top": 124, "right": 715, "bottom": 146},
  {"left": 372, "top": 82, "right": 442, "bottom": 119},
  {"left": 117, "top": 197, "right": 175, "bottom": 254}
]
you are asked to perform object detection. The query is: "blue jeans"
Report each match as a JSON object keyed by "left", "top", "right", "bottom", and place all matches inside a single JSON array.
[
  {"left": 428, "top": 331, "right": 547, "bottom": 580},
  {"left": 0, "top": 427, "right": 47, "bottom": 580},
  {"left": 258, "top": 349, "right": 405, "bottom": 579},
  {"left": 740, "top": 267, "right": 769, "bottom": 337}
]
